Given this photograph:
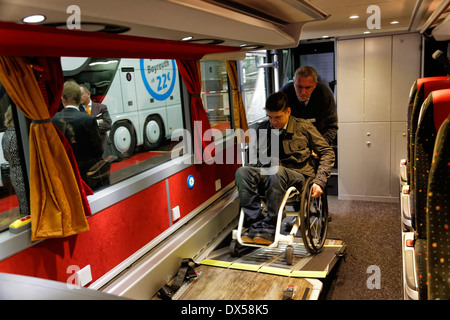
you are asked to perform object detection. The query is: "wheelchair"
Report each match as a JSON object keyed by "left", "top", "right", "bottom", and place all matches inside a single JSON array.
[{"left": 230, "top": 176, "right": 329, "bottom": 265}]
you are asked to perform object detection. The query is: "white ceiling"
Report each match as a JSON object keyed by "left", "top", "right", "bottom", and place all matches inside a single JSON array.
[
  {"left": 0, "top": 0, "right": 447, "bottom": 50},
  {"left": 300, "top": 0, "right": 446, "bottom": 40}
]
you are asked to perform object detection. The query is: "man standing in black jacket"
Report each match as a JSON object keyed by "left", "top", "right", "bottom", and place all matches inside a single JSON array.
[
  {"left": 280, "top": 66, "right": 338, "bottom": 145},
  {"left": 79, "top": 84, "right": 113, "bottom": 159}
]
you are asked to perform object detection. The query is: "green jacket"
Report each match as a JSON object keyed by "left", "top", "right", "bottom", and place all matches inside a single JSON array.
[{"left": 255, "top": 116, "right": 335, "bottom": 189}]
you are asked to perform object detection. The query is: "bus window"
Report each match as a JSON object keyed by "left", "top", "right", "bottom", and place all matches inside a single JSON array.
[
  {"left": 240, "top": 51, "right": 268, "bottom": 124},
  {"left": 200, "top": 61, "right": 232, "bottom": 139},
  {"left": 0, "top": 84, "right": 29, "bottom": 232},
  {"left": 61, "top": 57, "right": 185, "bottom": 187},
  {"left": 281, "top": 49, "right": 295, "bottom": 86}
]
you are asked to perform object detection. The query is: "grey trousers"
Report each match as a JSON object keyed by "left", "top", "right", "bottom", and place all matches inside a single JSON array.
[{"left": 235, "top": 166, "right": 305, "bottom": 234}]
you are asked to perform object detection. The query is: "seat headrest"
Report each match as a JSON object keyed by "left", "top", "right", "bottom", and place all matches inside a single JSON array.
[
  {"left": 422, "top": 79, "right": 450, "bottom": 99},
  {"left": 431, "top": 89, "right": 450, "bottom": 130},
  {"left": 416, "top": 76, "right": 450, "bottom": 90}
]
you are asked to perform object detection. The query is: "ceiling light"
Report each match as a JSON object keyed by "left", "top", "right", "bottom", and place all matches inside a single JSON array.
[
  {"left": 239, "top": 44, "right": 263, "bottom": 50},
  {"left": 43, "top": 22, "right": 130, "bottom": 34},
  {"left": 349, "top": 15, "right": 359, "bottom": 19},
  {"left": 390, "top": 21, "right": 400, "bottom": 24},
  {"left": 181, "top": 36, "right": 193, "bottom": 41},
  {"left": 22, "top": 14, "right": 46, "bottom": 24},
  {"left": 364, "top": 31, "right": 371, "bottom": 34},
  {"left": 186, "top": 39, "right": 224, "bottom": 45}
]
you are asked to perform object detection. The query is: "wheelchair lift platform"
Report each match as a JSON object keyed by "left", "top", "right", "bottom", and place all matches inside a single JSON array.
[{"left": 171, "top": 239, "right": 345, "bottom": 300}]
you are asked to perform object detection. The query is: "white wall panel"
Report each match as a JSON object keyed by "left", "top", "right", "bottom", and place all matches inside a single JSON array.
[
  {"left": 337, "top": 39, "right": 364, "bottom": 123},
  {"left": 364, "top": 36, "right": 392, "bottom": 122},
  {"left": 336, "top": 34, "right": 421, "bottom": 202},
  {"left": 364, "top": 122, "right": 391, "bottom": 197},
  {"left": 338, "top": 123, "right": 365, "bottom": 197},
  {"left": 391, "top": 33, "right": 422, "bottom": 122}
]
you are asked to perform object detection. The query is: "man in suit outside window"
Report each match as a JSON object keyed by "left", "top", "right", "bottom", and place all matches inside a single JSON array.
[
  {"left": 79, "top": 84, "right": 116, "bottom": 186},
  {"left": 52, "top": 81, "right": 104, "bottom": 190}
]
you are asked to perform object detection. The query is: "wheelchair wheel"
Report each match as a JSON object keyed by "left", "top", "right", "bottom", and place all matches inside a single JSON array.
[
  {"left": 299, "top": 179, "right": 328, "bottom": 254},
  {"left": 229, "top": 240, "right": 241, "bottom": 257}
]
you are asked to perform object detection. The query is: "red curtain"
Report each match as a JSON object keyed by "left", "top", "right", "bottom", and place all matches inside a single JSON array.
[
  {"left": 176, "top": 60, "right": 213, "bottom": 162},
  {"left": 34, "top": 57, "right": 62, "bottom": 114}
]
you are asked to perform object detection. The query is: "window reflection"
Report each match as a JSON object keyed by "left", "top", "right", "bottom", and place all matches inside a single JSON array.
[
  {"left": 53, "top": 80, "right": 107, "bottom": 190},
  {"left": 241, "top": 51, "right": 268, "bottom": 124},
  {"left": 62, "top": 57, "right": 185, "bottom": 187},
  {"left": 0, "top": 56, "right": 263, "bottom": 233},
  {"left": 0, "top": 84, "right": 29, "bottom": 232},
  {"left": 200, "top": 61, "right": 232, "bottom": 139}
]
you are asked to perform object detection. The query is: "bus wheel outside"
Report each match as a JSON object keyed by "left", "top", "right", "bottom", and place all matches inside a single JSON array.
[
  {"left": 110, "top": 121, "right": 136, "bottom": 160},
  {"left": 143, "top": 114, "right": 164, "bottom": 150}
]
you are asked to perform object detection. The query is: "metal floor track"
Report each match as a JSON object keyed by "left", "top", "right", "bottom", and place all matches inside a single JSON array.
[{"left": 202, "top": 239, "right": 346, "bottom": 278}]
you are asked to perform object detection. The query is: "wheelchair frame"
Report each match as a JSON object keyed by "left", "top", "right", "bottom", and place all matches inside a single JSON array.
[{"left": 230, "top": 177, "right": 329, "bottom": 265}]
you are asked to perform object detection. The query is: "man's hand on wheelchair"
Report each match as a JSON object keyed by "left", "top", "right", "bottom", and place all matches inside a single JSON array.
[{"left": 311, "top": 183, "right": 323, "bottom": 198}]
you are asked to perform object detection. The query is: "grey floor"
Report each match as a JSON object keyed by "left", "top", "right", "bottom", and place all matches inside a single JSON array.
[{"left": 323, "top": 196, "right": 403, "bottom": 300}]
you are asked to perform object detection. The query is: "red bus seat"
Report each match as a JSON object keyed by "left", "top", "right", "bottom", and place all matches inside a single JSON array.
[
  {"left": 414, "top": 89, "right": 450, "bottom": 299},
  {"left": 407, "top": 76, "right": 450, "bottom": 161},
  {"left": 409, "top": 79, "right": 450, "bottom": 187},
  {"left": 426, "top": 114, "right": 450, "bottom": 300}
]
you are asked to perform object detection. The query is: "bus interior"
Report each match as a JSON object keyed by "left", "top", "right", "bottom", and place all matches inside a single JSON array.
[{"left": 0, "top": 0, "right": 449, "bottom": 303}]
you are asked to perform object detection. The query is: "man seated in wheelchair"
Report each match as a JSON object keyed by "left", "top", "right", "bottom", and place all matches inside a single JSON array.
[{"left": 235, "top": 91, "right": 335, "bottom": 245}]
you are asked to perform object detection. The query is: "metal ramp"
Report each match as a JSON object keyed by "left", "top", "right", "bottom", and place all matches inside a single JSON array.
[
  {"left": 169, "top": 239, "right": 345, "bottom": 300},
  {"left": 101, "top": 188, "right": 346, "bottom": 300},
  {"left": 202, "top": 239, "right": 345, "bottom": 279}
]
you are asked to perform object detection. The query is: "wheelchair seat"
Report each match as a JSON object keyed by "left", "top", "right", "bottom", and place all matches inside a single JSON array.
[{"left": 230, "top": 176, "right": 329, "bottom": 265}]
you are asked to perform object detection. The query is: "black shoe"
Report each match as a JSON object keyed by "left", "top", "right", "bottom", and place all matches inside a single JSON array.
[
  {"left": 87, "top": 159, "right": 108, "bottom": 176},
  {"left": 253, "top": 233, "right": 274, "bottom": 245},
  {"left": 241, "top": 232, "right": 255, "bottom": 243}
]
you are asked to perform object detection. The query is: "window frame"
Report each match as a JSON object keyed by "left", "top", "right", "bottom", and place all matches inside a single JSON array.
[{"left": 0, "top": 70, "right": 192, "bottom": 260}]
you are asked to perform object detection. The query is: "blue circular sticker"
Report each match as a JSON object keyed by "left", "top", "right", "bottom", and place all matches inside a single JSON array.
[
  {"left": 187, "top": 175, "right": 195, "bottom": 189},
  {"left": 140, "top": 59, "right": 177, "bottom": 101}
]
